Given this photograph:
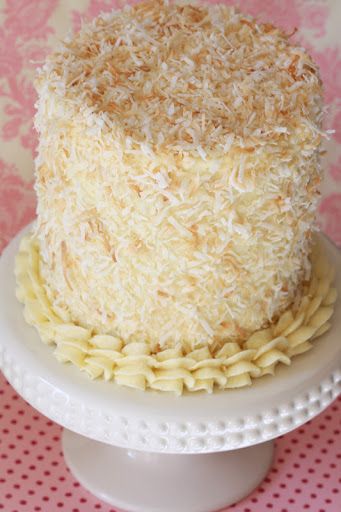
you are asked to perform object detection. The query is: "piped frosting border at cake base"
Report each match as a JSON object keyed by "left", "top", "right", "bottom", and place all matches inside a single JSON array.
[{"left": 15, "top": 233, "right": 337, "bottom": 395}]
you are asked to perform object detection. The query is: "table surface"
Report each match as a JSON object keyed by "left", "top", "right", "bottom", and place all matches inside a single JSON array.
[{"left": 0, "top": 1, "right": 340, "bottom": 511}]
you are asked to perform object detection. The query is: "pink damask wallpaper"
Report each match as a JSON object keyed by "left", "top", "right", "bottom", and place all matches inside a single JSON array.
[{"left": 0, "top": 0, "right": 340, "bottom": 252}]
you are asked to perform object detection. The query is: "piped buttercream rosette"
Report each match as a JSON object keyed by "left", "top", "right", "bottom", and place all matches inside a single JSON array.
[{"left": 15, "top": 234, "right": 337, "bottom": 395}]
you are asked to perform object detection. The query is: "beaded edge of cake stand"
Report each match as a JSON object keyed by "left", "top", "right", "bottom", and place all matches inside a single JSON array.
[{"left": 0, "top": 340, "right": 340, "bottom": 452}]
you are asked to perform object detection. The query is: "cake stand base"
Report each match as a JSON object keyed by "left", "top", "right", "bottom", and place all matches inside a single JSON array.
[{"left": 62, "top": 429, "right": 274, "bottom": 512}]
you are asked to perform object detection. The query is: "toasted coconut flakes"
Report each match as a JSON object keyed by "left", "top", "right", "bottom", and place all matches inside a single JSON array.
[
  {"left": 35, "top": 0, "right": 322, "bottom": 155},
  {"left": 33, "top": 0, "right": 323, "bottom": 349}
]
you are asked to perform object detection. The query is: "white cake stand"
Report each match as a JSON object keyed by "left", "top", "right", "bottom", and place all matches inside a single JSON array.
[{"left": 0, "top": 228, "right": 340, "bottom": 512}]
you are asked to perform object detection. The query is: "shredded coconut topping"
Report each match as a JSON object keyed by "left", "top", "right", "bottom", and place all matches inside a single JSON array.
[
  {"left": 32, "top": 0, "right": 324, "bottom": 353},
  {"left": 36, "top": 0, "right": 322, "bottom": 154}
]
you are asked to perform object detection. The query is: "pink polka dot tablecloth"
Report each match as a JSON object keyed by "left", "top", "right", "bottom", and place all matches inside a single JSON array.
[
  {"left": 0, "top": 373, "right": 340, "bottom": 512},
  {"left": 0, "top": 1, "right": 341, "bottom": 511}
]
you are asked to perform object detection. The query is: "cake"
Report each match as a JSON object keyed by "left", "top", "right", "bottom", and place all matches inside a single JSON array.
[{"left": 15, "top": 0, "right": 337, "bottom": 394}]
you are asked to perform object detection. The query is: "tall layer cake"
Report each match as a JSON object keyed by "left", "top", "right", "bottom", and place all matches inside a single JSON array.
[{"left": 16, "top": 0, "right": 336, "bottom": 394}]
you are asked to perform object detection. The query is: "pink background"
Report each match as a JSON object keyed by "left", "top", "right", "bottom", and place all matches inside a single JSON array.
[{"left": 0, "top": 1, "right": 340, "bottom": 511}]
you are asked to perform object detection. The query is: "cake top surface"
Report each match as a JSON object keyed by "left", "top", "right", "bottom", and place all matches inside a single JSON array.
[{"left": 37, "top": 0, "right": 321, "bottom": 154}]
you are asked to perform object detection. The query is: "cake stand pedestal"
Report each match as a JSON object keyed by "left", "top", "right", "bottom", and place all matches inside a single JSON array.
[
  {"left": 0, "top": 229, "right": 340, "bottom": 512},
  {"left": 62, "top": 431, "right": 274, "bottom": 512}
]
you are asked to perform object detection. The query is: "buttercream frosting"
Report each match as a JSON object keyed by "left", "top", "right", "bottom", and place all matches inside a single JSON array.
[{"left": 15, "top": 233, "right": 336, "bottom": 395}]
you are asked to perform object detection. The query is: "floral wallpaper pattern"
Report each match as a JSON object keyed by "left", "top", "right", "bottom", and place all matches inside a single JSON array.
[{"left": 0, "top": 0, "right": 340, "bottom": 253}]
